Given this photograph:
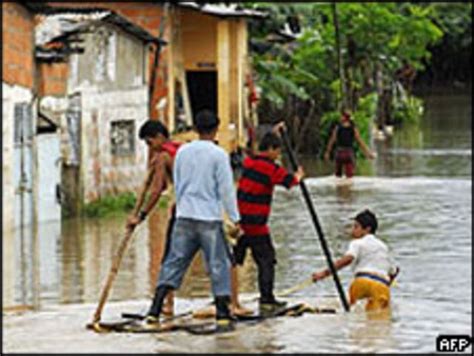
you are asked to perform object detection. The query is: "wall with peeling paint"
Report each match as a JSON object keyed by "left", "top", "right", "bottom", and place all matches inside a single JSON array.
[
  {"left": 2, "top": 2, "right": 38, "bottom": 309},
  {"left": 2, "top": 83, "right": 35, "bottom": 233},
  {"left": 79, "top": 88, "right": 148, "bottom": 203},
  {"left": 66, "top": 25, "right": 149, "bottom": 204},
  {"left": 36, "top": 22, "right": 150, "bottom": 208},
  {"left": 2, "top": 82, "right": 35, "bottom": 308},
  {"left": 72, "top": 25, "right": 148, "bottom": 91}
]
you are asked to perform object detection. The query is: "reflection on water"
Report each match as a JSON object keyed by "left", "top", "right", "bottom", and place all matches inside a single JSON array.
[
  {"left": 374, "top": 93, "right": 471, "bottom": 178},
  {"left": 3, "top": 92, "right": 471, "bottom": 352}
]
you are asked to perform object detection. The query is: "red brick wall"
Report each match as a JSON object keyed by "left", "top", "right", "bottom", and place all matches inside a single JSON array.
[
  {"left": 38, "top": 62, "right": 69, "bottom": 97},
  {"left": 46, "top": 2, "right": 169, "bottom": 119},
  {"left": 46, "top": 2, "right": 164, "bottom": 36},
  {"left": 2, "top": 3, "right": 35, "bottom": 88}
]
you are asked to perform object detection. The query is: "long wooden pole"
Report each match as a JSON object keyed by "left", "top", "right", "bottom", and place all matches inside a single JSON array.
[
  {"left": 90, "top": 227, "right": 135, "bottom": 324},
  {"left": 280, "top": 127, "right": 350, "bottom": 312}
]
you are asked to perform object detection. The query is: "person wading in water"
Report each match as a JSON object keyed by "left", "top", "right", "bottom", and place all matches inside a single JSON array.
[
  {"left": 324, "top": 110, "right": 376, "bottom": 179},
  {"left": 311, "top": 209, "right": 399, "bottom": 312}
]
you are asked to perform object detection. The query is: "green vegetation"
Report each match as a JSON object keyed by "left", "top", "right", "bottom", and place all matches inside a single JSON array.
[
  {"left": 82, "top": 192, "right": 171, "bottom": 218},
  {"left": 392, "top": 94, "right": 424, "bottom": 126},
  {"left": 83, "top": 192, "right": 137, "bottom": 218},
  {"left": 418, "top": 3, "right": 472, "bottom": 87},
  {"left": 243, "top": 2, "right": 468, "bottom": 154}
]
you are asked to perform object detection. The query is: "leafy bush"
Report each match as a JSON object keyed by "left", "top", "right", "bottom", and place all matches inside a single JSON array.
[
  {"left": 83, "top": 192, "right": 136, "bottom": 218},
  {"left": 320, "top": 110, "right": 340, "bottom": 159},
  {"left": 392, "top": 95, "right": 424, "bottom": 125},
  {"left": 82, "top": 192, "right": 172, "bottom": 218},
  {"left": 353, "top": 93, "right": 378, "bottom": 143}
]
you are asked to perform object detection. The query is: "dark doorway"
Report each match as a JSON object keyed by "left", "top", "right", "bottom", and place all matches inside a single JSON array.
[{"left": 186, "top": 71, "right": 217, "bottom": 119}]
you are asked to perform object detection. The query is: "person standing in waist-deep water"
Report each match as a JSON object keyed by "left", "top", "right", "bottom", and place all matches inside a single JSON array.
[
  {"left": 126, "top": 120, "right": 182, "bottom": 317},
  {"left": 311, "top": 209, "right": 399, "bottom": 311},
  {"left": 145, "top": 109, "right": 241, "bottom": 332},
  {"left": 324, "top": 110, "right": 376, "bottom": 178}
]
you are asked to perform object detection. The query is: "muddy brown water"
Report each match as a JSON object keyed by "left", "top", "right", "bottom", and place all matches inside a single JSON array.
[{"left": 3, "top": 91, "right": 471, "bottom": 353}]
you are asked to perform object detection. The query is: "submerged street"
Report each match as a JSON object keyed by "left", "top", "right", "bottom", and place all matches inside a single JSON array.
[{"left": 3, "top": 91, "right": 471, "bottom": 353}]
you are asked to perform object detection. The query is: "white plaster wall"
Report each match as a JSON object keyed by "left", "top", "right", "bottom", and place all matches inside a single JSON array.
[
  {"left": 2, "top": 82, "right": 33, "bottom": 308},
  {"left": 37, "top": 134, "right": 61, "bottom": 223},
  {"left": 39, "top": 96, "right": 70, "bottom": 169},
  {"left": 39, "top": 96, "right": 68, "bottom": 115},
  {"left": 38, "top": 96, "right": 67, "bottom": 224},
  {"left": 80, "top": 87, "right": 148, "bottom": 203}
]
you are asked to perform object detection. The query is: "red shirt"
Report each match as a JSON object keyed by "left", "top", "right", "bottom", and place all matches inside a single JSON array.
[
  {"left": 237, "top": 154, "right": 298, "bottom": 237},
  {"left": 149, "top": 141, "right": 181, "bottom": 193},
  {"left": 161, "top": 141, "right": 181, "bottom": 158}
]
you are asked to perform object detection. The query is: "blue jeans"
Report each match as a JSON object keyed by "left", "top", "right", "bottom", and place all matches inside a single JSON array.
[{"left": 157, "top": 218, "right": 232, "bottom": 297}]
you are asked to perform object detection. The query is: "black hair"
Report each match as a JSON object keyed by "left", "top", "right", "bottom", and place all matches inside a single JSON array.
[
  {"left": 193, "top": 109, "right": 220, "bottom": 134},
  {"left": 354, "top": 209, "right": 378, "bottom": 234},
  {"left": 138, "top": 120, "right": 169, "bottom": 139},
  {"left": 258, "top": 132, "right": 282, "bottom": 151}
]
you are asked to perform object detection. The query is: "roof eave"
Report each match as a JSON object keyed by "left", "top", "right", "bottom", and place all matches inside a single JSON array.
[
  {"left": 35, "top": 7, "right": 165, "bottom": 45},
  {"left": 175, "top": 3, "right": 267, "bottom": 20}
]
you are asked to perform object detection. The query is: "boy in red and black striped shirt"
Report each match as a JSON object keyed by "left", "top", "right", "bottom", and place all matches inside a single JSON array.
[{"left": 232, "top": 131, "right": 304, "bottom": 313}]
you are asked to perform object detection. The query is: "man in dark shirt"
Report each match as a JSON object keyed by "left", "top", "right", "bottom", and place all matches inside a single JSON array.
[{"left": 324, "top": 110, "right": 376, "bottom": 178}]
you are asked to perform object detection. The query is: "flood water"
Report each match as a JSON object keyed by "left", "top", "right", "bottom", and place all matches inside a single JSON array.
[{"left": 3, "top": 91, "right": 472, "bottom": 353}]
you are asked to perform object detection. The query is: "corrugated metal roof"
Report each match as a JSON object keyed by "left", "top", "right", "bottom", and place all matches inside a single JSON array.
[
  {"left": 35, "top": 9, "right": 165, "bottom": 47},
  {"left": 36, "top": 12, "right": 107, "bottom": 46},
  {"left": 177, "top": 2, "right": 267, "bottom": 19}
]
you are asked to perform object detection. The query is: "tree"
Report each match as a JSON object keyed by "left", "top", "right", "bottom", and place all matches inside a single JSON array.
[{"left": 244, "top": 3, "right": 444, "bottom": 153}]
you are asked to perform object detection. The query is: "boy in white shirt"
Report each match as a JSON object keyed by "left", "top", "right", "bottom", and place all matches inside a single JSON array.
[{"left": 311, "top": 209, "right": 399, "bottom": 311}]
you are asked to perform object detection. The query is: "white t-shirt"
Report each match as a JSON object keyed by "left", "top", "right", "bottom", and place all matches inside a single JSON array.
[{"left": 346, "top": 234, "right": 397, "bottom": 278}]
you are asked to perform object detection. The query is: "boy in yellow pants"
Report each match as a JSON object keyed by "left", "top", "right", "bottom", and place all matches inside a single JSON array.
[{"left": 311, "top": 209, "right": 399, "bottom": 311}]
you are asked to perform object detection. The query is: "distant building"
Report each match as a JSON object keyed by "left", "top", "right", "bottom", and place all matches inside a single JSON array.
[
  {"left": 34, "top": 9, "right": 162, "bottom": 212},
  {"left": 4, "top": 2, "right": 266, "bottom": 218},
  {"left": 164, "top": 3, "right": 265, "bottom": 152},
  {"left": 41, "top": 2, "right": 266, "bottom": 151}
]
